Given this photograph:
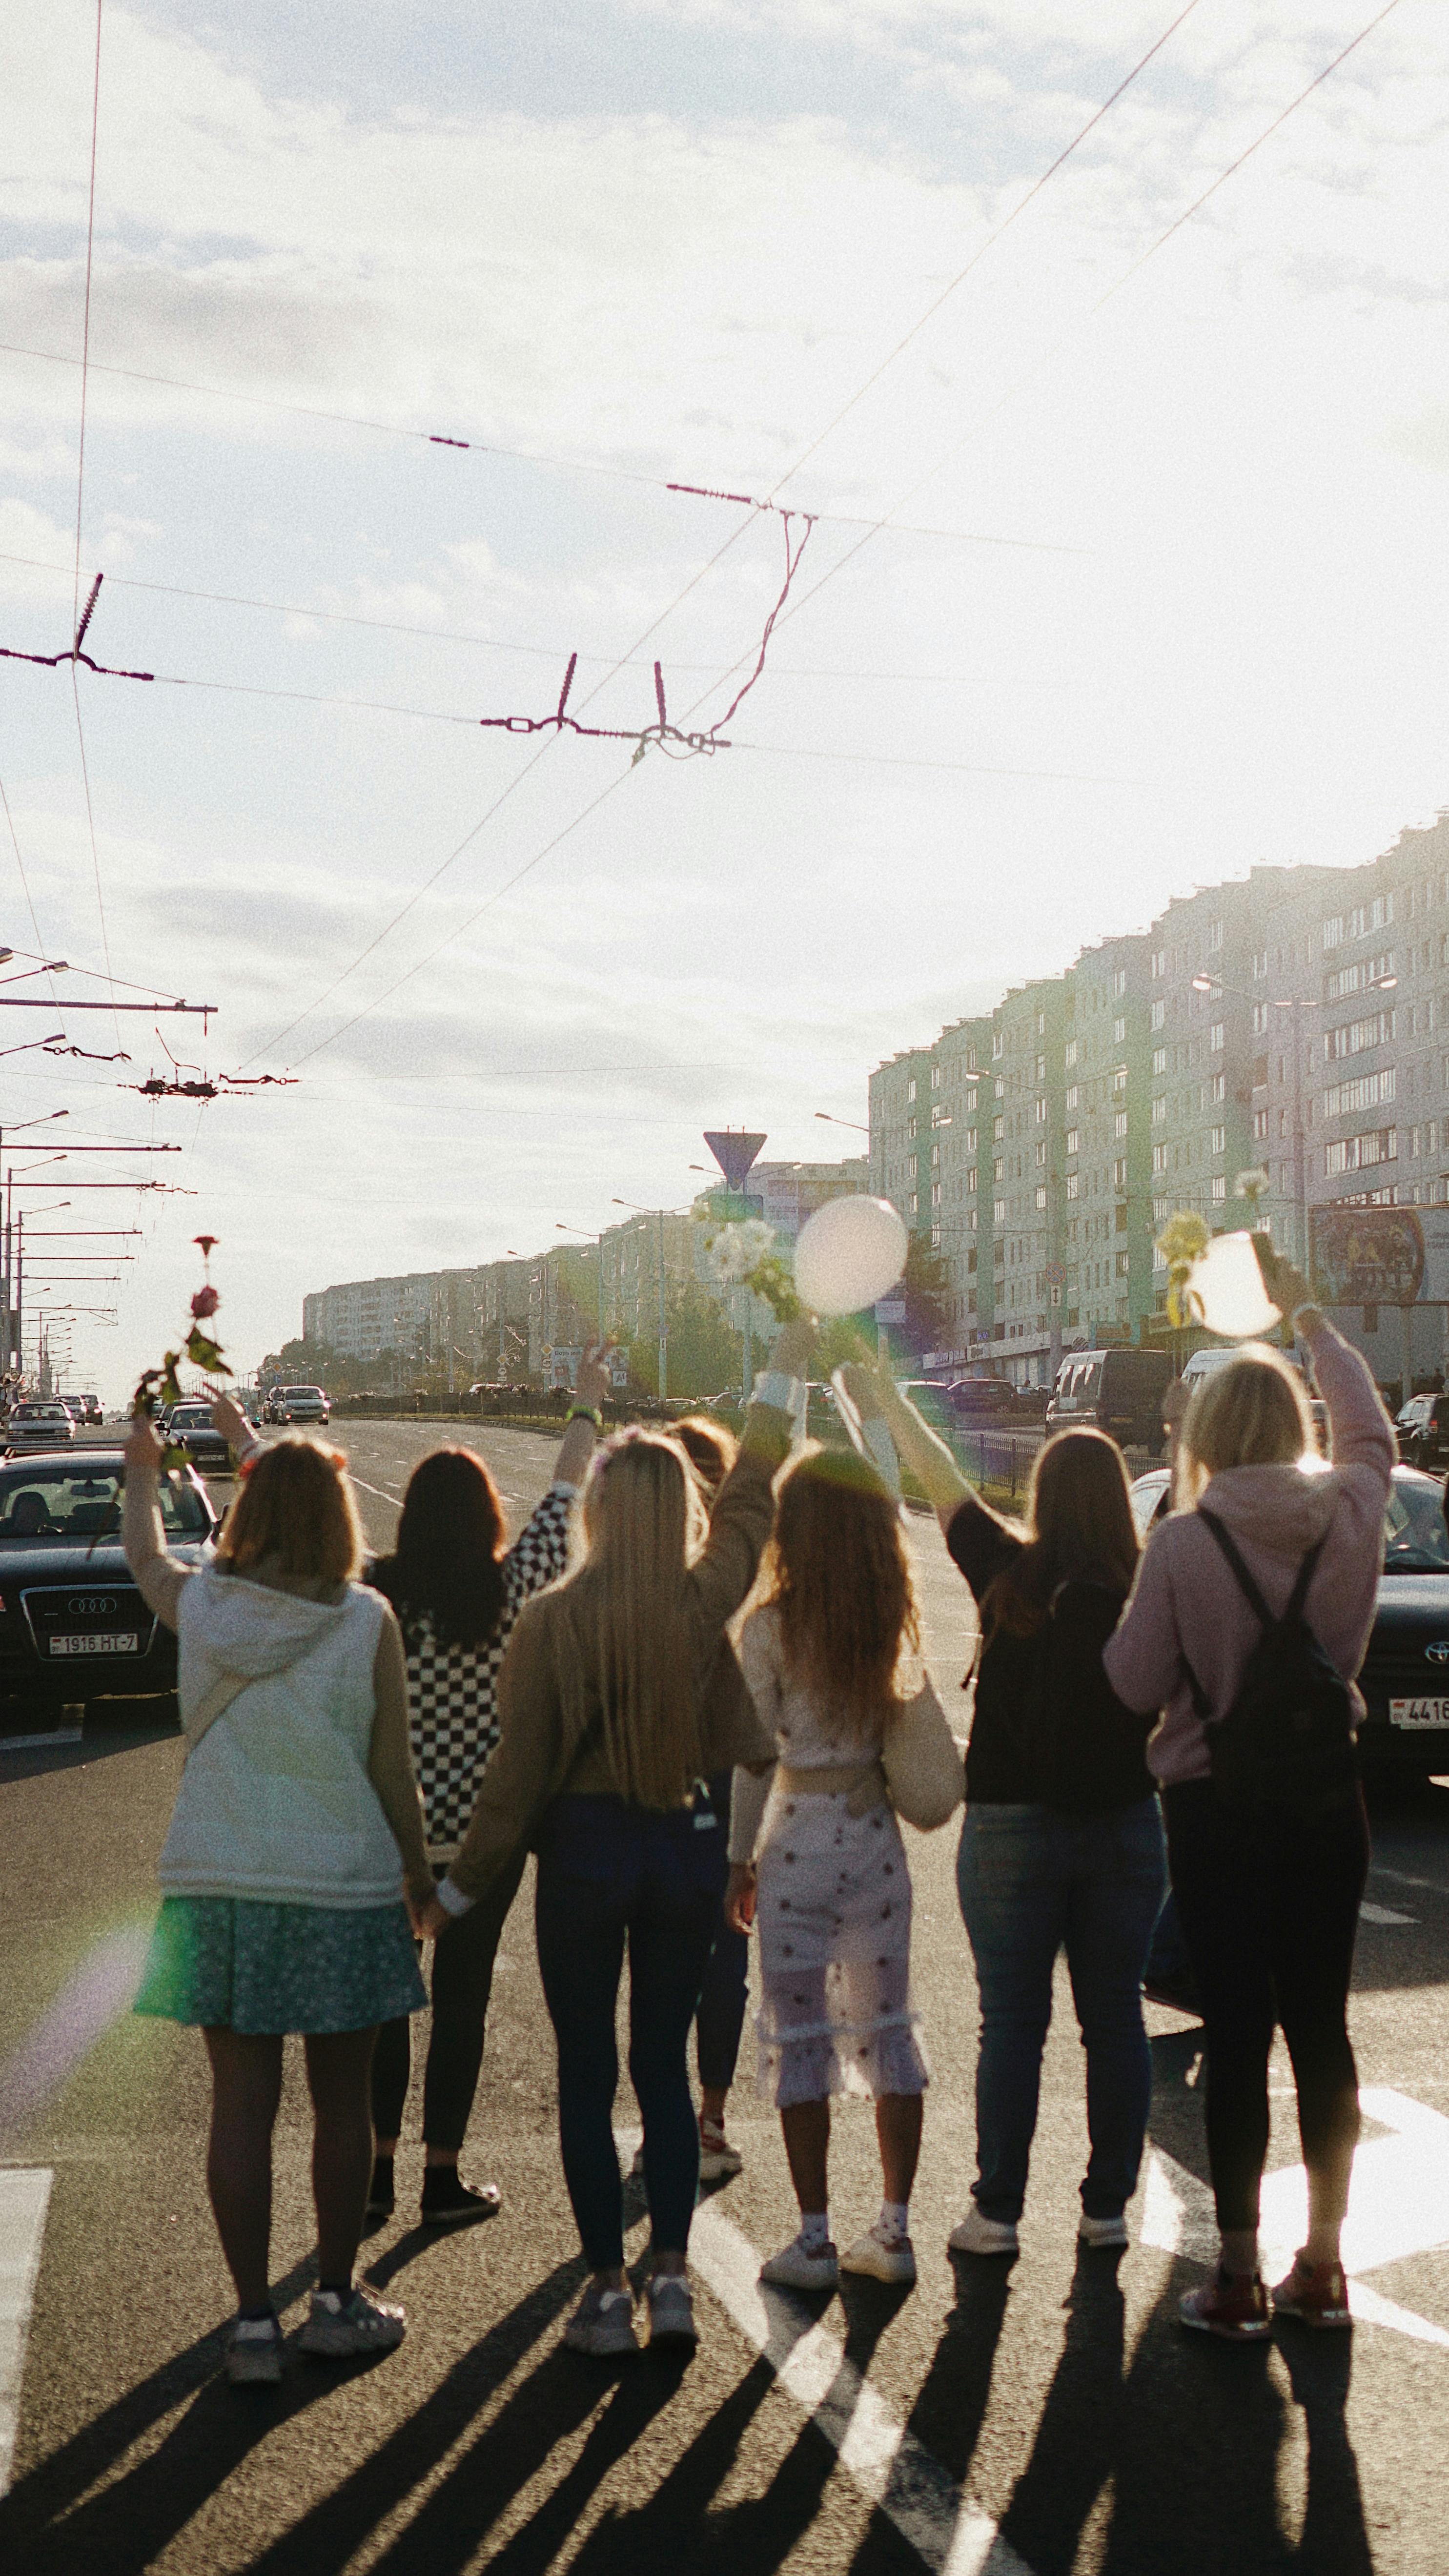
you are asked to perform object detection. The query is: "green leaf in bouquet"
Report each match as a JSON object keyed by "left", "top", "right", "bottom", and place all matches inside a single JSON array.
[{"left": 184, "top": 1327, "right": 230, "bottom": 1373}]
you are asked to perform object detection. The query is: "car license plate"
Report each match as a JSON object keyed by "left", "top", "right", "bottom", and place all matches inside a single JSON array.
[
  {"left": 1389, "top": 1697, "right": 1449, "bottom": 1729},
  {"left": 49, "top": 1632, "right": 139, "bottom": 1657}
]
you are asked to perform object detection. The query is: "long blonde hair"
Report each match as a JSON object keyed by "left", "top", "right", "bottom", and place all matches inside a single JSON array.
[
  {"left": 550, "top": 1429, "right": 710, "bottom": 1808},
  {"left": 758, "top": 1445, "right": 919, "bottom": 1743},
  {"left": 1178, "top": 1345, "right": 1313, "bottom": 1507}
]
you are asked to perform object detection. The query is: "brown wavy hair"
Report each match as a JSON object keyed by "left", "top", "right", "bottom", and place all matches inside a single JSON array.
[
  {"left": 983, "top": 1427, "right": 1140, "bottom": 1639},
  {"left": 370, "top": 1446, "right": 510, "bottom": 1649},
  {"left": 759, "top": 1444, "right": 919, "bottom": 1742},
  {"left": 218, "top": 1434, "right": 365, "bottom": 1586}
]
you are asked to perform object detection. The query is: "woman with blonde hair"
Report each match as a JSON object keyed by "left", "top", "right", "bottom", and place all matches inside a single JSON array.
[
  {"left": 866, "top": 1362, "right": 1163, "bottom": 2263},
  {"left": 420, "top": 1321, "right": 814, "bottom": 2356},
  {"left": 726, "top": 1440, "right": 957, "bottom": 2290},
  {"left": 127, "top": 1397, "right": 433, "bottom": 2385},
  {"left": 1106, "top": 1258, "right": 1394, "bottom": 2339}
]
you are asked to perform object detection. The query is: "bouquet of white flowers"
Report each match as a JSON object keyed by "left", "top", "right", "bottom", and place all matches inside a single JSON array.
[{"left": 702, "top": 1217, "right": 801, "bottom": 1320}]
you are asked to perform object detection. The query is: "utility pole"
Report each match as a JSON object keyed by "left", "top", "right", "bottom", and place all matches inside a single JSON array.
[
  {"left": 657, "top": 1207, "right": 667, "bottom": 1403},
  {"left": 1292, "top": 998, "right": 1308, "bottom": 1268}
]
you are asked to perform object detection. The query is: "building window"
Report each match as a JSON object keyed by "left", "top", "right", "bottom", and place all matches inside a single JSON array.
[
  {"left": 967, "top": 1167, "right": 977, "bottom": 1193},
  {"left": 1152, "top": 1046, "right": 1167, "bottom": 1078},
  {"left": 1252, "top": 1002, "right": 1269, "bottom": 1037},
  {"left": 930, "top": 1065, "right": 941, "bottom": 1089},
  {"left": 994, "top": 1198, "right": 1006, "bottom": 1224},
  {"left": 1037, "top": 1011, "right": 1046, "bottom": 1036},
  {"left": 1113, "top": 966, "right": 1127, "bottom": 998},
  {"left": 1211, "top": 1175, "right": 1227, "bottom": 1203},
  {"left": 1035, "top": 1053, "right": 1046, "bottom": 1081},
  {"left": 1065, "top": 1085, "right": 1079, "bottom": 1112},
  {"left": 1208, "top": 920, "right": 1224, "bottom": 952},
  {"left": 1113, "top": 1015, "right": 1126, "bottom": 1044},
  {"left": 1114, "top": 1110, "right": 1128, "bottom": 1140},
  {"left": 909, "top": 1192, "right": 918, "bottom": 1214},
  {"left": 1151, "top": 949, "right": 1165, "bottom": 979},
  {"left": 1206, "top": 1022, "right": 1223, "bottom": 1054},
  {"left": 1151, "top": 1000, "right": 1166, "bottom": 1031},
  {"left": 1252, "top": 949, "right": 1268, "bottom": 979},
  {"left": 1065, "top": 1174, "right": 1079, "bottom": 1201},
  {"left": 1034, "top": 1096, "right": 1046, "bottom": 1124},
  {"left": 1212, "top": 1072, "right": 1226, "bottom": 1104},
  {"left": 1324, "top": 1068, "right": 1396, "bottom": 1119},
  {"left": 931, "top": 1182, "right": 942, "bottom": 1206},
  {"left": 1066, "top": 1128, "right": 1079, "bottom": 1155},
  {"left": 1035, "top": 1139, "right": 1046, "bottom": 1167},
  {"left": 1324, "top": 1127, "right": 1398, "bottom": 1177},
  {"left": 1064, "top": 1039, "right": 1078, "bottom": 1069},
  {"left": 931, "top": 1102, "right": 950, "bottom": 1128},
  {"left": 1151, "top": 1096, "right": 1166, "bottom": 1125},
  {"left": 1035, "top": 1186, "right": 1047, "bottom": 1211},
  {"left": 1323, "top": 916, "right": 1344, "bottom": 951},
  {"left": 1211, "top": 1124, "right": 1225, "bottom": 1155},
  {"left": 1152, "top": 1143, "right": 1167, "bottom": 1174},
  {"left": 992, "top": 1030, "right": 1003, "bottom": 1060},
  {"left": 993, "top": 1158, "right": 1003, "bottom": 1184},
  {"left": 1113, "top": 1158, "right": 1126, "bottom": 1187},
  {"left": 1253, "top": 1108, "right": 1268, "bottom": 1141},
  {"left": 1112, "top": 1065, "right": 1127, "bottom": 1096}
]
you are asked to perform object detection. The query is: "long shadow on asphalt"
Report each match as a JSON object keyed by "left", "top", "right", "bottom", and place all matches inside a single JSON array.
[{"left": 556, "top": 2274, "right": 920, "bottom": 2576}]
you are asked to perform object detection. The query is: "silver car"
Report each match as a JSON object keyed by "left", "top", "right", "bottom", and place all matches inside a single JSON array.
[{"left": 4, "top": 1401, "right": 77, "bottom": 1453}]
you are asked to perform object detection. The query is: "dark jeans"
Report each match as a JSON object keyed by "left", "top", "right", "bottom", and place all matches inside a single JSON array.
[
  {"left": 1163, "top": 1778, "right": 1369, "bottom": 2236},
  {"left": 957, "top": 1798, "right": 1166, "bottom": 2223},
  {"left": 534, "top": 1792, "right": 725, "bottom": 2270},
  {"left": 371, "top": 1850, "right": 527, "bottom": 2153},
  {"left": 695, "top": 1771, "right": 748, "bottom": 2096}
]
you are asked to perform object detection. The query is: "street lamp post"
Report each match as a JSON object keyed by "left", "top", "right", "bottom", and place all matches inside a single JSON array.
[
  {"left": 612, "top": 1200, "right": 690, "bottom": 1402},
  {"left": 555, "top": 1224, "right": 608, "bottom": 1355}
]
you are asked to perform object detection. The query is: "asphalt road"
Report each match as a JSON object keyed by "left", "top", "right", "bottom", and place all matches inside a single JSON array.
[{"left": 2, "top": 1417, "right": 1449, "bottom": 2574}]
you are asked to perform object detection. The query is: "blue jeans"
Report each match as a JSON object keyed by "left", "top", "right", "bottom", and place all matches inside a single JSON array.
[
  {"left": 956, "top": 1799, "right": 1166, "bottom": 2223},
  {"left": 534, "top": 1793, "right": 726, "bottom": 2270}
]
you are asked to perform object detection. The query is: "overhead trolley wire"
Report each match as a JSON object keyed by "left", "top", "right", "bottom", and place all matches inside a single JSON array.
[
  {"left": 684, "top": 0, "right": 1410, "bottom": 729},
  {"left": 66, "top": 0, "right": 122, "bottom": 1051}
]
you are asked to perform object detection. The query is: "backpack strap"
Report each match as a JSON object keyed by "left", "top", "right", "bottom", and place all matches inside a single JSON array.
[
  {"left": 1196, "top": 1508, "right": 1276, "bottom": 1630},
  {"left": 1284, "top": 1532, "right": 1329, "bottom": 1623}
]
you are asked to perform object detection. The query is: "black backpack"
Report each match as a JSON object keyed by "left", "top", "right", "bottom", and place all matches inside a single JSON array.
[{"left": 1184, "top": 1509, "right": 1359, "bottom": 1818}]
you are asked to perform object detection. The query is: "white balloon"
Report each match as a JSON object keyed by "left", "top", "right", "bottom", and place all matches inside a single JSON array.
[
  {"left": 794, "top": 1196, "right": 909, "bottom": 1317},
  {"left": 1186, "top": 1231, "right": 1282, "bottom": 1340}
]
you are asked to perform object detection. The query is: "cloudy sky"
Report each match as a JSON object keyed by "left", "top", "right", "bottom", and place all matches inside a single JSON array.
[{"left": 1, "top": 0, "right": 1444, "bottom": 1393}]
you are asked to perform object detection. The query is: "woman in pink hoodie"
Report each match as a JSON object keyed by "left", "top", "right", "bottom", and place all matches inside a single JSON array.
[{"left": 1104, "top": 1257, "right": 1394, "bottom": 2341}]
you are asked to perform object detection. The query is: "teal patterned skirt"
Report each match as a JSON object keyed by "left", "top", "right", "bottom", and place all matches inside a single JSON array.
[{"left": 134, "top": 1895, "right": 427, "bottom": 2035}]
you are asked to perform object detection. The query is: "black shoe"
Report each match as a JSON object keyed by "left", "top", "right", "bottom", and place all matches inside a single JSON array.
[
  {"left": 420, "top": 2169, "right": 502, "bottom": 2227},
  {"left": 366, "top": 2156, "right": 395, "bottom": 2220}
]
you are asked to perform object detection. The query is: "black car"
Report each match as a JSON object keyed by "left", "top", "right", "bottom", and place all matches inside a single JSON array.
[
  {"left": 164, "top": 1402, "right": 235, "bottom": 1472},
  {"left": 0, "top": 1449, "right": 219, "bottom": 1742},
  {"left": 1048, "top": 1348, "right": 1175, "bottom": 1451},
  {"left": 1395, "top": 1393, "right": 1449, "bottom": 1472},
  {"left": 1128, "top": 1463, "right": 1449, "bottom": 1778}
]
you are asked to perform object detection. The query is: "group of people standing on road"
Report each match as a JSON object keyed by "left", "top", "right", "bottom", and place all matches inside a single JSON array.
[{"left": 125, "top": 1240, "right": 1394, "bottom": 2381}]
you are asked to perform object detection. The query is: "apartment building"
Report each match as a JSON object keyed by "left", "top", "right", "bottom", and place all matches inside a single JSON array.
[
  {"left": 868, "top": 814, "right": 1449, "bottom": 1387},
  {"left": 751, "top": 1158, "right": 868, "bottom": 1240}
]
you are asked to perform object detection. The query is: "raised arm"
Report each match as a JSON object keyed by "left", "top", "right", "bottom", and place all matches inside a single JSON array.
[
  {"left": 122, "top": 1415, "right": 191, "bottom": 1633},
  {"left": 550, "top": 1344, "right": 610, "bottom": 1492},
  {"left": 868, "top": 1346, "right": 970, "bottom": 1533},
  {"left": 686, "top": 1316, "right": 816, "bottom": 1635}
]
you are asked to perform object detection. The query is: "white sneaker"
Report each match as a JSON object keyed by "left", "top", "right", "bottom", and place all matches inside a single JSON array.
[
  {"left": 298, "top": 2287, "right": 406, "bottom": 2359},
  {"left": 225, "top": 2314, "right": 284, "bottom": 2385},
  {"left": 840, "top": 2227, "right": 917, "bottom": 2286},
  {"left": 760, "top": 2234, "right": 840, "bottom": 2290},
  {"left": 564, "top": 2281, "right": 640, "bottom": 2357},
  {"left": 698, "top": 2126, "right": 744, "bottom": 2183},
  {"left": 646, "top": 2274, "right": 698, "bottom": 2347},
  {"left": 948, "top": 2207, "right": 1020, "bottom": 2257},
  {"left": 1078, "top": 2212, "right": 1129, "bottom": 2249}
]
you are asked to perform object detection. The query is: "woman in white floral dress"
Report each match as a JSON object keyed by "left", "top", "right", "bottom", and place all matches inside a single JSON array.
[{"left": 728, "top": 1444, "right": 951, "bottom": 2291}]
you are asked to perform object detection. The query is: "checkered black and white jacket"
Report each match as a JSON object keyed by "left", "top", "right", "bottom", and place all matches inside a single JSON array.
[{"left": 400, "top": 1482, "right": 575, "bottom": 1860}]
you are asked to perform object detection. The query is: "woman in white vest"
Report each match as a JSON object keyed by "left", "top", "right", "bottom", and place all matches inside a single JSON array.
[{"left": 126, "top": 1398, "right": 433, "bottom": 2386}]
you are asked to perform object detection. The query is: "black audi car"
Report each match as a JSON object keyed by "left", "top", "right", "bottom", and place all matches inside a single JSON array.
[
  {"left": 1129, "top": 1463, "right": 1449, "bottom": 1778},
  {"left": 0, "top": 1449, "right": 219, "bottom": 1742}
]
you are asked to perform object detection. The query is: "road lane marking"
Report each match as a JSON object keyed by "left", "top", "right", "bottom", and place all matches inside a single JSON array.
[
  {"left": 1359, "top": 1901, "right": 1416, "bottom": 1925},
  {"left": 1369, "top": 1864, "right": 1449, "bottom": 1897},
  {"left": 0, "top": 2165, "right": 52, "bottom": 2496},
  {"left": 1142, "top": 2085, "right": 1449, "bottom": 2348},
  {"left": 685, "top": 2194, "right": 1031, "bottom": 2575},
  {"left": 350, "top": 1478, "right": 403, "bottom": 1505}
]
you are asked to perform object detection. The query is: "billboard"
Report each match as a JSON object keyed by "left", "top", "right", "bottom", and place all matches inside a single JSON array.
[{"left": 1310, "top": 1206, "right": 1426, "bottom": 1307}]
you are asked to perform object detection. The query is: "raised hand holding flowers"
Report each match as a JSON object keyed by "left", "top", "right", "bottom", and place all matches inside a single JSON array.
[
  {"left": 132, "top": 1237, "right": 232, "bottom": 1467},
  {"left": 702, "top": 1215, "right": 802, "bottom": 1321}
]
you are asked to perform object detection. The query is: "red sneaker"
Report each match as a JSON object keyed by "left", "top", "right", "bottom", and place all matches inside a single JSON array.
[
  {"left": 1179, "top": 2269, "right": 1273, "bottom": 2340},
  {"left": 1272, "top": 2254, "right": 1351, "bottom": 2330}
]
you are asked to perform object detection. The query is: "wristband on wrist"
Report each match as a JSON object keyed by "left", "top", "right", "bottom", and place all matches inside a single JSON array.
[{"left": 566, "top": 1402, "right": 603, "bottom": 1429}]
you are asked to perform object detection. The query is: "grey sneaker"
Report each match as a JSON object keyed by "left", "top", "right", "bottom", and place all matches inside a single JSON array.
[
  {"left": 948, "top": 2207, "right": 1019, "bottom": 2257},
  {"left": 759, "top": 2234, "right": 839, "bottom": 2290},
  {"left": 298, "top": 2287, "right": 406, "bottom": 2359},
  {"left": 225, "top": 2314, "right": 284, "bottom": 2385},
  {"left": 563, "top": 2281, "right": 640, "bottom": 2357},
  {"left": 1079, "top": 2212, "right": 1129, "bottom": 2250},
  {"left": 646, "top": 2273, "right": 698, "bottom": 2347}
]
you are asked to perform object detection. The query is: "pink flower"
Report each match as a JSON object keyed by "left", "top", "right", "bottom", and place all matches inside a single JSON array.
[{"left": 191, "top": 1284, "right": 220, "bottom": 1318}]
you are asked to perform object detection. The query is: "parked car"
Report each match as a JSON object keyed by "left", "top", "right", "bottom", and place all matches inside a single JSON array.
[
  {"left": 0, "top": 1451, "right": 220, "bottom": 1740},
  {"left": 3, "top": 1402, "right": 77, "bottom": 1453},
  {"left": 1128, "top": 1461, "right": 1449, "bottom": 1777},
  {"left": 1395, "top": 1393, "right": 1449, "bottom": 1472},
  {"left": 279, "top": 1384, "right": 330, "bottom": 1426},
  {"left": 163, "top": 1401, "right": 235, "bottom": 1474},
  {"left": 1047, "top": 1348, "right": 1175, "bottom": 1452},
  {"left": 947, "top": 1376, "right": 1016, "bottom": 1420}
]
